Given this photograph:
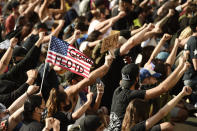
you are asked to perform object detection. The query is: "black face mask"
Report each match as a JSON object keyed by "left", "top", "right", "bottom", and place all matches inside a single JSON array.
[{"left": 63, "top": 101, "right": 72, "bottom": 111}]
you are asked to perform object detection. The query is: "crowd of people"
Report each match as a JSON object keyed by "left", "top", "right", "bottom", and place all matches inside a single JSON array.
[{"left": 0, "top": 0, "right": 197, "bottom": 131}]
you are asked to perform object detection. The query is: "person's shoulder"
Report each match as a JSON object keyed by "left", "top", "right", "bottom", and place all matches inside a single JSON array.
[
  {"left": 20, "top": 121, "right": 43, "bottom": 131},
  {"left": 187, "top": 36, "right": 197, "bottom": 45},
  {"left": 131, "top": 121, "right": 146, "bottom": 131}
]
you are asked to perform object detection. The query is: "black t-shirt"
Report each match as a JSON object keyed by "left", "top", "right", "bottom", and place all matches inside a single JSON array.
[
  {"left": 23, "top": 34, "right": 39, "bottom": 51},
  {"left": 107, "top": 87, "right": 146, "bottom": 131},
  {"left": 183, "top": 36, "right": 197, "bottom": 80},
  {"left": 19, "top": 120, "right": 44, "bottom": 131},
  {"left": 101, "top": 48, "right": 125, "bottom": 110},
  {"left": 53, "top": 111, "right": 75, "bottom": 131}
]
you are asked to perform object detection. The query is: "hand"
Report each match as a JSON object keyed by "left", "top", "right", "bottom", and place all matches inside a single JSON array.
[
  {"left": 59, "top": 19, "right": 65, "bottom": 25},
  {"left": 86, "top": 92, "right": 93, "bottom": 104},
  {"left": 104, "top": 54, "right": 113, "bottom": 67},
  {"left": 178, "top": 56, "right": 186, "bottom": 67},
  {"left": 10, "top": 37, "right": 18, "bottom": 48},
  {"left": 162, "top": 34, "right": 172, "bottom": 41},
  {"left": 27, "top": 69, "right": 38, "bottom": 80},
  {"left": 27, "top": 85, "right": 40, "bottom": 96},
  {"left": 174, "top": 38, "right": 181, "bottom": 46},
  {"left": 182, "top": 61, "right": 190, "bottom": 72},
  {"left": 53, "top": 118, "right": 60, "bottom": 130},
  {"left": 182, "top": 86, "right": 192, "bottom": 96},
  {"left": 39, "top": 32, "right": 45, "bottom": 40},
  {"left": 97, "top": 83, "right": 104, "bottom": 94},
  {"left": 152, "top": 27, "right": 162, "bottom": 34},
  {"left": 45, "top": 117, "right": 54, "bottom": 130},
  {"left": 118, "top": 11, "right": 126, "bottom": 18},
  {"left": 146, "top": 23, "right": 155, "bottom": 31},
  {"left": 73, "top": 30, "right": 81, "bottom": 40},
  {"left": 167, "top": 9, "right": 174, "bottom": 17}
]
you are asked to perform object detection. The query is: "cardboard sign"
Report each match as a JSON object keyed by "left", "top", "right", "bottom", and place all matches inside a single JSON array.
[{"left": 100, "top": 31, "right": 120, "bottom": 53}]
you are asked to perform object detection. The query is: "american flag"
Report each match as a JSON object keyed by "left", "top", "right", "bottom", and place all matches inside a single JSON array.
[{"left": 46, "top": 36, "right": 93, "bottom": 78}]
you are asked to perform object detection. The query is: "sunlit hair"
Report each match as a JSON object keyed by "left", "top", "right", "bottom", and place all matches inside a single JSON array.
[
  {"left": 46, "top": 88, "right": 67, "bottom": 117},
  {"left": 122, "top": 99, "right": 150, "bottom": 131}
]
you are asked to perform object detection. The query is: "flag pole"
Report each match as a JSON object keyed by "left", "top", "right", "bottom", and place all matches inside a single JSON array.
[{"left": 39, "top": 36, "right": 52, "bottom": 94}]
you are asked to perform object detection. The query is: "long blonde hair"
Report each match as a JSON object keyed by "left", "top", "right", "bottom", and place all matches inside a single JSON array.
[{"left": 122, "top": 99, "right": 150, "bottom": 131}]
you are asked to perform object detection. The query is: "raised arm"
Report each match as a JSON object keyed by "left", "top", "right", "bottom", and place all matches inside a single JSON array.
[
  {"left": 145, "top": 33, "right": 171, "bottom": 66},
  {"left": 165, "top": 38, "right": 180, "bottom": 67},
  {"left": 145, "top": 58, "right": 190, "bottom": 100},
  {"left": 48, "top": 0, "right": 66, "bottom": 15},
  {"left": 120, "top": 23, "right": 154, "bottom": 55},
  {"left": 38, "top": 0, "right": 48, "bottom": 20},
  {"left": 92, "top": 83, "right": 104, "bottom": 112},
  {"left": 22, "top": 0, "right": 40, "bottom": 16},
  {"left": 155, "top": 9, "right": 174, "bottom": 29},
  {"left": 95, "top": 11, "right": 126, "bottom": 34},
  {"left": 72, "top": 92, "right": 93, "bottom": 120},
  {"left": 8, "top": 107, "right": 24, "bottom": 131},
  {"left": 42, "top": 20, "right": 65, "bottom": 43},
  {"left": 145, "top": 86, "right": 192, "bottom": 130},
  {"left": 66, "top": 55, "right": 113, "bottom": 95},
  {"left": 8, "top": 84, "right": 39, "bottom": 115},
  {"left": 0, "top": 38, "right": 17, "bottom": 74}
]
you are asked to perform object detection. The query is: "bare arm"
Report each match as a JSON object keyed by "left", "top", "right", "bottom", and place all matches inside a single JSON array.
[
  {"left": 42, "top": 20, "right": 65, "bottom": 43},
  {"left": 165, "top": 38, "right": 179, "bottom": 67},
  {"left": 145, "top": 59, "right": 189, "bottom": 100},
  {"left": 48, "top": 0, "right": 66, "bottom": 15},
  {"left": 120, "top": 24, "right": 154, "bottom": 55},
  {"left": 72, "top": 92, "right": 93, "bottom": 120},
  {"left": 8, "top": 107, "right": 23, "bottom": 131},
  {"left": 139, "top": 0, "right": 149, "bottom": 8},
  {"left": 38, "top": 0, "right": 48, "bottom": 20},
  {"left": 66, "top": 55, "right": 113, "bottom": 95},
  {"left": 145, "top": 86, "right": 192, "bottom": 130},
  {"left": 95, "top": 11, "right": 126, "bottom": 34},
  {"left": 155, "top": 9, "right": 174, "bottom": 29},
  {"left": 192, "top": 59, "right": 197, "bottom": 71},
  {"left": 0, "top": 38, "right": 17, "bottom": 74},
  {"left": 145, "top": 34, "right": 171, "bottom": 66},
  {"left": 92, "top": 83, "right": 104, "bottom": 112},
  {"left": 22, "top": 0, "right": 40, "bottom": 16},
  {"left": 8, "top": 84, "right": 39, "bottom": 115}
]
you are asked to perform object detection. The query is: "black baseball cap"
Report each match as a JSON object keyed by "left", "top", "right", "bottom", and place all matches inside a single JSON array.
[
  {"left": 120, "top": 63, "right": 139, "bottom": 88},
  {"left": 12, "top": 46, "right": 27, "bottom": 58}
]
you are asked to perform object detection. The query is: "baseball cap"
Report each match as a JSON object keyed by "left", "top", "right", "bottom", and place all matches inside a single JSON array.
[
  {"left": 120, "top": 63, "right": 139, "bottom": 88},
  {"left": 0, "top": 103, "right": 6, "bottom": 113},
  {"left": 140, "top": 68, "right": 161, "bottom": 82},
  {"left": 79, "top": 115, "right": 102, "bottom": 131},
  {"left": 155, "top": 52, "right": 169, "bottom": 62}
]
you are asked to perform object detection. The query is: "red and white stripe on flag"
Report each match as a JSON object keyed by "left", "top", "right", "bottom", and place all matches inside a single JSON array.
[{"left": 46, "top": 37, "right": 93, "bottom": 78}]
